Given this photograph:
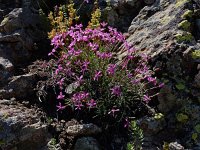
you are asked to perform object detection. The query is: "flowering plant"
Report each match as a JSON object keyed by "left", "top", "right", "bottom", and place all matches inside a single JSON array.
[{"left": 46, "top": 22, "right": 162, "bottom": 126}]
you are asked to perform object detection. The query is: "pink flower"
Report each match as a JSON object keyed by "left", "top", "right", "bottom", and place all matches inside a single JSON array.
[
  {"left": 100, "top": 22, "right": 108, "bottom": 27},
  {"left": 96, "top": 52, "right": 112, "bottom": 59},
  {"left": 56, "top": 102, "right": 66, "bottom": 111},
  {"left": 81, "top": 61, "right": 90, "bottom": 73},
  {"left": 74, "top": 49, "right": 82, "bottom": 56},
  {"left": 72, "top": 91, "right": 89, "bottom": 102},
  {"left": 48, "top": 49, "right": 56, "bottom": 56},
  {"left": 57, "top": 78, "right": 64, "bottom": 89},
  {"left": 131, "top": 79, "right": 140, "bottom": 84},
  {"left": 124, "top": 118, "right": 130, "bottom": 128},
  {"left": 55, "top": 65, "right": 63, "bottom": 75},
  {"left": 111, "top": 86, "right": 121, "bottom": 96},
  {"left": 159, "top": 83, "right": 164, "bottom": 88},
  {"left": 51, "top": 34, "right": 64, "bottom": 48},
  {"left": 76, "top": 75, "right": 83, "bottom": 84},
  {"left": 88, "top": 42, "right": 99, "bottom": 51},
  {"left": 126, "top": 71, "right": 133, "bottom": 78},
  {"left": 143, "top": 94, "right": 151, "bottom": 103},
  {"left": 147, "top": 76, "right": 157, "bottom": 85},
  {"left": 87, "top": 99, "right": 97, "bottom": 108},
  {"left": 107, "top": 64, "right": 117, "bottom": 75},
  {"left": 94, "top": 71, "right": 102, "bottom": 81},
  {"left": 57, "top": 92, "right": 65, "bottom": 100},
  {"left": 75, "top": 102, "right": 84, "bottom": 110},
  {"left": 108, "top": 107, "right": 120, "bottom": 117}
]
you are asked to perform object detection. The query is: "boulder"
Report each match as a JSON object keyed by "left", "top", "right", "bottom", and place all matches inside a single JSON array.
[
  {"left": 0, "top": 100, "right": 50, "bottom": 150},
  {"left": 74, "top": 137, "right": 101, "bottom": 150},
  {"left": 0, "top": 73, "right": 38, "bottom": 99},
  {"left": 102, "top": 0, "right": 145, "bottom": 31},
  {"left": 66, "top": 123, "right": 102, "bottom": 136}
]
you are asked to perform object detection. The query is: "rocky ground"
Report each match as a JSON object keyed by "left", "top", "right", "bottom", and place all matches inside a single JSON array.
[{"left": 0, "top": 0, "right": 200, "bottom": 149}]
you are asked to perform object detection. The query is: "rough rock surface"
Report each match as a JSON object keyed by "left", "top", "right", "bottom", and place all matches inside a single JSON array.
[
  {"left": 101, "top": 0, "right": 147, "bottom": 31},
  {"left": 74, "top": 137, "right": 101, "bottom": 150},
  {"left": 0, "top": 99, "right": 49, "bottom": 150},
  {"left": 0, "top": 0, "right": 49, "bottom": 98},
  {"left": 0, "top": 1, "right": 51, "bottom": 149},
  {"left": 66, "top": 124, "right": 102, "bottom": 136},
  {"left": 116, "top": 0, "right": 200, "bottom": 148},
  {"left": 0, "top": 73, "right": 38, "bottom": 99},
  {"left": 1, "top": 0, "right": 200, "bottom": 149}
]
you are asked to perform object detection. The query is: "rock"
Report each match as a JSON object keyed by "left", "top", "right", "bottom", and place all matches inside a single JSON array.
[
  {"left": 157, "top": 86, "right": 177, "bottom": 113},
  {"left": 138, "top": 116, "right": 166, "bottom": 135},
  {"left": 0, "top": 6, "right": 49, "bottom": 65},
  {"left": 74, "top": 137, "right": 101, "bottom": 150},
  {"left": 144, "top": 0, "right": 155, "bottom": 5},
  {"left": 0, "top": 101, "right": 50, "bottom": 150},
  {"left": 0, "top": 8, "right": 22, "bottom": 33},
  {"left": 0, "top": 57, "right": 14, "bottom": 86},
  {"left": 0, "top": 57, "right": 14, "bottom": 71},
  {"left": 169, "top": 142, "right": 184, "bottom": 150},
  {"left": 126, "top": 0, "right": 197, "bottom": 56},
  {"left": 196, "top": 19, "right": 200, "bottom": 31},
  {"left": 66, "top": 123, "right": 102, "bottom": 136},
  {"left": 0, "top": 73, "right": 38, "bottom": 99},
  {"left": 102, "top": 0, "right": 145, "bottom": 31},
  {"left": 194, "top": 70, "right": 200, "bottom": 88},
  {"left": 120, "top": 1, "right": 200, "bottom": 148}
]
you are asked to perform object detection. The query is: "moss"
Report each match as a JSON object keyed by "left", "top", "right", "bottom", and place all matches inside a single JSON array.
[
  {"left": 175, "top": 82, "right": 186, "bottom": 90},
  {"left": 194, "top": 124, "right": 200, "bottom": 133},
  {"left": 176, "top": 113, "right": 188, "bottom": 123},
  {"left": 175, "top": 32, "right": 193, "bottom": 42},
  {"left": 191, "top": 50, "right": 200, "bottom": 59},
  {"left": 178, "top": 20, "right": 191, "bottom": 31},
  {"left": 181, "top": 10, "right": 193, "bottom": 19},
  {"left": 0, "top": 139, "right": 5, "bottom": 145},
  {"left": 154, "top": 113, "right": 164, "bottom": 120},
  {"left": 192, "top": 133, "right": 198, "bottom": 141},
  {"left": 176, "top": 0, "right": 190, "bottom": 8},
  {"left": 0, "top": 17, "right": 9, "bottom": 26},
  {"left": 161, "top": 16, "right": 175, "bottom": 25}
]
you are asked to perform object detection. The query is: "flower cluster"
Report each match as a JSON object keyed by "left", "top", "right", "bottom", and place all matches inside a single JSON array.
[{"left": 48, "top": 22, "right": 162, "bottom": 126}]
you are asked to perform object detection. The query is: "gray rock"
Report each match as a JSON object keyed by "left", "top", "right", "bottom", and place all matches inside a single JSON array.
[
  {"left": 196, "top": 19, "right": 200, "bottom": 38},
  {"left": 157, "top": 86, "right": 177, "bottom": 113},
  {"left": 144, "top": 0, "right": 155, "bottom": 5},
  {"left": 0, "top": 57, "right": 14, "bottom": 71},
  {"left": 0, "top": 73, "right": 37, "bottom": 99},
  {"left": 121, "top": 0, "right": 200, "bottom": 148},
  {"left": 194, "top": 70, "right": 200, "bottom": 88},
  {"left": 196, "top": 19, "right": 200, "bottom": 31},
  {"left": 74, "top": 137, "right": 101, "bottom": 150},
  {"left": 138, "top": 116, "right": 166, "bottom": 135},
  {"left": 102, "top": 0, "right": 144, "bottom": 31},
  {"left": 0, "top": 5, "right": 48, "bottom": 65},
  {"left": 0, "top": 8, "right": 22, "bottom": 33},
  {"left": 66, "top": 123, "right": 102, "bottom": 136},
  {"left": 0, "top": 101, "right": 50, "bottom": 150},
  {"left": 0, "top": 57, "right": 13, "bottom": 86}
]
